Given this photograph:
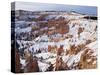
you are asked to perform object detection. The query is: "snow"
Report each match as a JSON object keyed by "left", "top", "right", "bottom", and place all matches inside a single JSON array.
[
  {"left": 62, "top": 55, "right": 71, "bottom": 63},
  {"left": 55, "top": 39, "right": 71, "bottom": 51},
  {"left": 45, "top": 58, "right": 56, "bottom": 64},
  {"left": 62, "top": 41, "right": 97, "bottom": 67},
  {"left": 86, "top": 41, "right": 97, "bottom": 50},
  {"left": 39, "top": 35, "right": 49, "bottom": 42},
  {"left": 29, "top": 43, "right": 40, "bottom": 52},
  {"left": 40, "top": 27, "right": 48, "bottom": 31},
  {"left": 16, "top": 27, "right": 32, "bottom": 34},
  {"left": 86, "top": 41, "right": 97, "bottom": 56},
  {"left": 50, "top": 33, "right": 62, "bottom": 39},
  {"left": 45, "top": 15, "right": 57, "bottom": 20},
  {"left": 29, "top": 35, "right": 71, "bottom": 53},
  {"left": 35, "top": 52, "right": 56, "bottom": 60},
  {"left": 20, "top": 58, "right": 26, "bottom": 68},
  {"left": 38, "top": 61, "right": 50, "bottom": 72},
  {"left": 28, "top": 15, "right": 40, "bottom": 18},
  {"left": 15, "top": 21, "right": 25, "bottom": 25},
  {"left": 62, "top": 50, "right": 84, "bottom": 67}
]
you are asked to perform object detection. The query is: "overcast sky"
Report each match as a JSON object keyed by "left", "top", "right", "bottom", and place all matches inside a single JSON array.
[{"left": 11, "top": 1, "right": 97, "bottom": 16}]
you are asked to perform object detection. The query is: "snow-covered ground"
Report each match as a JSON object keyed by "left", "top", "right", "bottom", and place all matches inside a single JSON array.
[{"left": 14, "top": 11, "right": 97, "bottom": 72}]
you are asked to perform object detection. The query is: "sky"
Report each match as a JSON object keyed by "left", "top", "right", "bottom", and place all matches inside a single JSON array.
[{"left": 11, "top": 1, "right": 97, "bottom": 16}]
